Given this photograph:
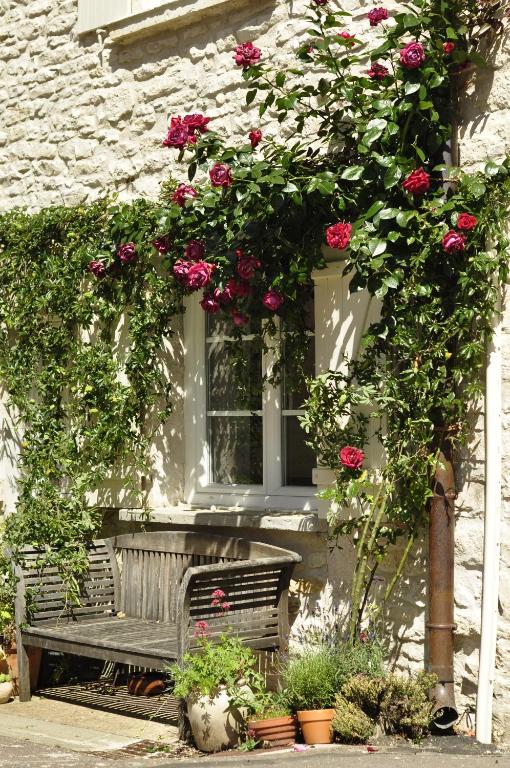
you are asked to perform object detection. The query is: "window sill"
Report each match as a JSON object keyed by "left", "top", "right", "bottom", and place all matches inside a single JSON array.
[
  {"left": 118, "top": 505, "right": 327, "bottom": 532},
  {"left": 84, "top": 0, "right": 271, "bottom": 43}
]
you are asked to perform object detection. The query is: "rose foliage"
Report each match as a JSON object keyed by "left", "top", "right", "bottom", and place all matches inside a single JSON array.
[{"left": 1, "top": 0, "right": 510, "bottom": 635}]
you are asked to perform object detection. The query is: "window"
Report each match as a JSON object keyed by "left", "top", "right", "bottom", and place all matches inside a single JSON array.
[{"left": 184, "top": 298, "right": 317, "bottom": 511}]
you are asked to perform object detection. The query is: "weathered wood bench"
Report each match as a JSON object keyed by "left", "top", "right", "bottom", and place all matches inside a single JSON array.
[{"left": 12, "top": 531, "right": 301, "bottom": 702}]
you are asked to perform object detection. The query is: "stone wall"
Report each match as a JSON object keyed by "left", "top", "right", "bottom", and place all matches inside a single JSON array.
[{"left": 1, "top": 0, "right": 510, "bottom": 741}]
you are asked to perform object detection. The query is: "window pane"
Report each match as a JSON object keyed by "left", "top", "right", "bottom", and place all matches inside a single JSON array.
[
  {"left": 282, "top": 335, "right": 315, "bottom": 410},
  {"left": 207, "top": 341, "right": 262, "bottom": 411},
  {"left": 282, "top": 415, "right": 315, "bottom": 486},
  {"left": 209, "top": 416, "right": 263, "bottom": 485}
]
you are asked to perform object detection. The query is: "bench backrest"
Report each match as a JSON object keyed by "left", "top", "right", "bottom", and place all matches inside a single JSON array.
[{"left": 17, "top": 540, "right": 116, "bottom": 625}]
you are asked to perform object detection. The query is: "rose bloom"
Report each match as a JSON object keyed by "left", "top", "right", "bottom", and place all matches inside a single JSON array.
[
  {"left": 313, "top": 0, "right": 328, "bottom": 5},
  {"left": 262, "top": 289, "right": 284, "bottom": 312},
  {"left": 400, "top": 41, "right": 426, "bottom": 69},
  {"left": 339, "top": 445, "right": 365, "bottom": 470},
  {"left": 184, "top": 239, "right": 205, "bottom": 261},
  {"left": 368, "top": 7, "right": 389, "bottom": 26},
  {"left": 457, "top": 213, "right": 477, "bottom": 230},
  {"left": 152, "top": 236, "right": 171, "bottom": 254},
  {"left": 200, "top": 293, "right": 220, "bottom": 313},
  {"left": 443, "top": 41, "right": 455, "bottom": 55},
  {"left": 117, "top": 242, "right": 136, "bottom": 264},
  {"left": 402, "top": 167, "right": 430, "bottom": 195},
  {"left": 236, "top": 249, "right": 261, "bottom": 280},
  {"left": 227, "top": 278, "right": 251, "bottom": 298},
  {"left": 368, "top": 62, "right": 389, "bottom": 79},
  {"left": 209, "top": 163, "right": 233, "bottom": 187},
  {"left": 233, "top": 41, "right": 261, "bottom": 68},
  {"left": 249, "top": 129, "right": 262, "bottom": 149},
  {"left": 231, "top": 308, "right": 250, "bottom": 326},
  {"left": 339, "top": 31, "right": 356, "bottom": 45},
  {"left": 213, "top": 286, "right": 234, "bottom": 304},
  {"left": 172, "top": 183, "right": 197, "bottom": 207},
  {"left": 88, "top": 259, "right": 106, "bottom": 278},
  {"left": 194, "top": 620, "right": 208, "bottom": 638},
  {"left": 442, "top": 230, "right": 466, "bottom": 253},
  {"left": 172, "top": 259, "right": 191, "bottom": 285},
  {"left": 182, "top": 113, "right": 210, "bottom": 133},
  {"left": 162, "top": 117, "right": 189, "bottom": 149},
  {"left": 186, "top": 261, "right": 216, "bottom": 290},
  {"left": 326, "top": 222, "right": 352, "bottom": 250}
]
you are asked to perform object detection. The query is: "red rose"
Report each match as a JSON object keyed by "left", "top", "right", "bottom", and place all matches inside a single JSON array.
[
  {"left": 162, "top": 117, "right": 190, "bottom": 149},
  {"left": 117, "top": 242, "right": 136, "bottom": 264},
  {"left": 186, "top": 261, "right": 216, "bottom": 290},
  {"left": 200, "top": 293, "right": 220, "bottom": 313},
  {"left": 443, "top": 42, "right": 455, "bottom": 55},
  {"left": 368, "top": 7, "right": 389, "bottom": 26},
  {"left": 209, "top": 163, "right": 233, "bottom": 188},
  {"left": 88, "top": 259, "right": 106, "bottom": 278},
  {"left": 399, "top": 41, "right": 426, "bottom": 69},
  {"left": 227, "top": 278, "right": 251, "bottom": 298},
  {"left": 152, "top": 236, "right": 171, "bottom": 254},
  {"left": 173, "top": 258, "right": 191, "bottom": 285},
  {"left": 233, "top": 42, "right": 261, "bottom": 68},
  {"left": 249, "top": 129, "right": 262, "bottom": 149},
  {"left": 313, "top": 0, "right": 328, "bottom": 5},
  {"left": 339, "top": 31, "right": 356, "bottom": 46},
  {"left": 182, "top": 113, "right": 210, "bottom": 133},
  {"left": 326, "top": 222, "right": 352, "bottom": 250},
  {"left": 340, "top": 446, "right": 365, "bottom": 470},
  {"left": 213, "top": 286, "right": 233, "bottom": 304},
  {"left": 172, "top": 184, "right": 197, "bottom": 207},
  {"left": 236, "top": 249, "right": 261, "bottom": 280},
  {"left": 457, "top": 213, "right": 477, "bottom": 230},
  {"left": 368, "top": 62, "right": 389, "bottom": 79},
  {"left": 231, "top": 308, "right": 250, "bottom": 326},
  {"left": 402, "top": 168, "right": 430, "bottom": 195},
  {"left": 184, "top": 239, "right": 205, "bottom": 261},
  {"left": 442, "top": 230, "right": 466, "bottom": 253},
  {"left": 262, "top": 289, "right": 284, "bottom": 312}
]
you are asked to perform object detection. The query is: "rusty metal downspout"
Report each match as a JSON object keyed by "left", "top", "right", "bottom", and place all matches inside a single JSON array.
[{"left": 427, "top": 441, "right": 459, "bottom": 729}]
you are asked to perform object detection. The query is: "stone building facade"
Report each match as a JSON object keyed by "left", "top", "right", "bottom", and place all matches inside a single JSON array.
[{"left": 1, "top": 0, "right": 510, "bottom": 741}]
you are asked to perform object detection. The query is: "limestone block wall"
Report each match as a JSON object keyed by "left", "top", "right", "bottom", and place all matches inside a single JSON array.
[{"left": 0, "top": 0, "right": 510, "bottom": 741}]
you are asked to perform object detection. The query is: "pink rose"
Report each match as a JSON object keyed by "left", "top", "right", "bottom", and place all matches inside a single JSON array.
[
  {"left": 152, "top": 236, "right": 171, "bottom": 254},
  {"left": 457, "top": 213, "right": 477, "bottom": 230},
  {"left": 368, "top": 62, "right": 389, "bottom": 79},
  {"left": 236, "top": 249, "right": 261, "bottom": 280},
  {"left": 173, "top": 259, "right": 191, "bottom": 285},
  {"left": 200, "top": 293, "right": 220, "bottom": 313},
  {"left": 249, "top": 129, "right": 262, "bottom": 149},
  {"left": 88, "top": 259, "right": 106, "bottom": 278},
  {"left": 368, "top": 7, "right": 389, "bottom": 26},
  {"left": 209, "top": 163, "right": 233, "bottom": 187},
  {"left": 193, "top": 620, "right": 208, "bottom": 638},
  {"left": 184, "top": 239, "right": 205, "bottom": 261},
  {"left": 399, "top": 41, "right": 426, "bottom": 69},
  {"left": 117, "top": 242, "right": 136, "bottom": 264},
  {"left": 262, "top": 289, "right": 284, "bottom": 312},
  {"left": 402, "top": 167, "right": 430, "bottom": 195},
  {"left": 442, "top": 230, "right": 466, "bottom": 253},
  {"left": 339, "top": 446, "right": 365, "bottom": 470},
  {"left": 213, "top": 285, "right": 234, "bottom": 304},
  {"left": 339, "top": 31, "right": 356, "bottom": 45},
  {"left": 233, "top": 42, "right": 261, "bottom": 68},
  {"left": 172, "top": 184, "right": 197, "bottom": 207},
  {"left": 227, "top": 278, "right": 251, "bottom": 298},
  {"left": 326, "top": 222, "right": 352, "bottom": 250},
  {"left": 162, "top": 117, "right": 190, "bottom": 149},
  {"left": 186, "top": 261, "right": 216, "bottom": 290},
  {"left": 443, "top": 42, "right": 455, "bottom": 55},
  {"left": 231, "top": 308, "right": 250, "bottom": 326},
  {"left": 182, "top": 113, "right": 210, "bottom": 133}
]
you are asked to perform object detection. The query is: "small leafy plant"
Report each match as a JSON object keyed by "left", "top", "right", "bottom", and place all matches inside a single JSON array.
[
  {"left": 250, "top": 691, "right": 292, "bottom": 721},
  {"left": 332, "top": 694, "right": 374, "bottom": 744},
  {"left": 0, "top": 674, "right": 11, "bottom": 683}
]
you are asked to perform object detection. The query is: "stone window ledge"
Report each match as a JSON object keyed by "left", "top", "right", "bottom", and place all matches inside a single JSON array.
[{"left": 119, "top": 506, "right": 327, "bottom": 532}]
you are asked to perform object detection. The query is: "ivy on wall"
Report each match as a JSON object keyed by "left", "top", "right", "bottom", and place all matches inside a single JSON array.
[{"left": 0, "top": 0, "right": 510, "bottom": 636}]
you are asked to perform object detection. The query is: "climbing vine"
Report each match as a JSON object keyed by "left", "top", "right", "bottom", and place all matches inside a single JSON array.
[{"left": 1, "top": 0, "right": 510, "bottom": 637}]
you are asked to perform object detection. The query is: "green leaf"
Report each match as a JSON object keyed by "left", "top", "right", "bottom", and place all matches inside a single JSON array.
[
  {"left": 368, "top": 239, "right": 387, "bottom": 257},
  {"left": 246, "top": 90, "right": 257, "bottom": 105},
  {"left": 396, "top": 210, "right": 416, "bottom": 227},
  {"left": 341, "top": 166, "right": 364, "bottom": 181},
  {"left": 275, "top": 72, "right": 286, "bottom": 87},
  {"left": 404, "top": 82, "right": 421, "bottom": 96},
  {"left": 384, "top": 165, "right": 402, "bottom": 190}
]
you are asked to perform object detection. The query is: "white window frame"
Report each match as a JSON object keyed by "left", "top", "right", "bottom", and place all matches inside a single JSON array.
[{"left": 183, "top": 296, "right": 317, "bottom": 512}]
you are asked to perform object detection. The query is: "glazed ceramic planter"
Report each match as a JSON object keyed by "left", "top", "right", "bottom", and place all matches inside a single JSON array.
[
  {"left": 297, "top": 708, "right": 335, "bottom": 744},
  {"left": 187, "top": 686, "right": 249, "bottom": 753},
  {"left": 0, "top": 681, "right": 13, "bottom": 704},
  {"left": 247, "top": 715, "right": 297, "bottom": 747}
]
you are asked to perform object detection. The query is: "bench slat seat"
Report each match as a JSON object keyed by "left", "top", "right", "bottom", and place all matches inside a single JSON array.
[{"left": 12, "top": 531, "right": 301, "bottom": 702}]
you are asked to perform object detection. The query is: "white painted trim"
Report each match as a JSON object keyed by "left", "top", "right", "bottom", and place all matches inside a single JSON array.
[{"left": 77, "top": 0, "right": 131, "bottom": 33}]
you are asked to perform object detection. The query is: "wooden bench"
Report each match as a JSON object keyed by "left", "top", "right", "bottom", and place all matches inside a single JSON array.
[{"left": 12, "top": 531, "right": 301, "bottom": 701}]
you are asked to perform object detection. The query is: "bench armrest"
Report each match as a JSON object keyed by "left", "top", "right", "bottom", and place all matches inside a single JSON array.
[{"left": 175, "top": 554, "right": 300, "bottom": 658}]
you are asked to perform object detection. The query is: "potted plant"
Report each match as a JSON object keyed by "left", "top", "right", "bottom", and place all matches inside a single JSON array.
[
  {"left": 0, "top": 673, "right": 13, "bottom": 704},
  {"left": 246, "top": 692, "right": 297, "bottom": 747},
  {"left": 170, "top": 622, "right": 263, "bottom": 753},
  {"left": 280, "top": 646, "right": 340, "bottom": 744}
]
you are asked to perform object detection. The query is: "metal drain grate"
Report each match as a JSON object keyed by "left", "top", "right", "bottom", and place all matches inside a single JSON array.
[{"left": 37, "top": 679, "right": 181, "bottom": 724}]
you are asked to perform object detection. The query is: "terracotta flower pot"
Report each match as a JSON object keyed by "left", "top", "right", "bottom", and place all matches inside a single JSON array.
[
  {"left": 297, "top": 708, "right": 335, "bottom": 744},
  {"left": 247, "top": 715, "right": 297, "bottom": 747},
  {"left": 0, "top": 680, "right": 13, "bottom": 704},
  {"left": 4, "top": 643, "right": 42, "bottom": 695}
]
